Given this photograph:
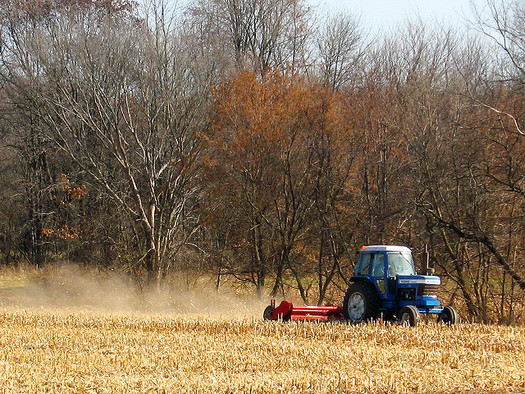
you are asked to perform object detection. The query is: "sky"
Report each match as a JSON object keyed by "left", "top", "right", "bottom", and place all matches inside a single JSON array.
[{"left": 312, "top": 0, "right": 486, "bottom": 32}]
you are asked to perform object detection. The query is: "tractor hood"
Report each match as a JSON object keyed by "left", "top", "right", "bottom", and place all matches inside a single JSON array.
[
  {"left": 394, "top": 275, "right": 442, "bottom": 307},
  {"left": 397, "top": 275, "right": 441, "bottom": 286}
]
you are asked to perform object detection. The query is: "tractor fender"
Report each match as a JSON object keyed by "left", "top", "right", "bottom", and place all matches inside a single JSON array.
[
  {"left": 350, "top": 276, "right": 385, "bottom": 301},
  {"left": 349, "top": 276, "right": 372, "bottom": 284},
  {"left": 348, "top": 277, "right": 382, "bottom": 301}
]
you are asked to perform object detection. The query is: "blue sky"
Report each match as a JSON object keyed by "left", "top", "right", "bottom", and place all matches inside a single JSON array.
[{"left": 312, "top": 0, "right": 485, "bottom": 31}]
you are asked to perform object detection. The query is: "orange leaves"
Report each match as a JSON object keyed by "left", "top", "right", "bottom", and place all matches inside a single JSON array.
[
  {"left": 45, "top": 174, "right": 86, "bottom": 241},
  {"left": 41, "top": 228, "right": 55, "bottom": 237},
  {"left": 60, "top": 174, "right": 87, "bottom": 201},
  {"left": 206, "top": 69, "right": 358, "bottom": 193},
  {"left": 42, "top": 225, "right": 81, "bottom": 240},
  {"left": 212, "top": 70, "right": 312, "bottom": 152},
  {"left": 209, "top": 70, "right": 353, "bottom": 171},
  {"left": 41, "top": 174, "right": 87, "bottom": 240}
]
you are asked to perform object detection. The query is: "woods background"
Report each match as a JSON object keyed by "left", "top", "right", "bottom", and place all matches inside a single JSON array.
[{"left": 0, "top": 0, "right": 524, "bottom": 324}]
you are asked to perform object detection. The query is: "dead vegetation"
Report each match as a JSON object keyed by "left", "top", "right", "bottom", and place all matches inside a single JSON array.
[{"left": 0, "top": 308, "right": 523, "bottom": 393}]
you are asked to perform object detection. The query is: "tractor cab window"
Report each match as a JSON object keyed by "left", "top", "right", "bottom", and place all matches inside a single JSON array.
[
  {"left": 387, "top": 252, "right": 416, "bottom": 277},
  {"left": 355, "top": 253, "right": 384, "bottom": 276},
  {"left": 355, "top": 253, "right": 371, "bottom": 275},
  {"left": 370, "top": 254, "right": 385, "bottom": 277}
]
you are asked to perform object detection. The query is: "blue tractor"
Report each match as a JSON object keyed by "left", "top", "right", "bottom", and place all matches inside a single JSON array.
[
  {"left": 264, "top": 245, "right": 458, "bottom": 326},
  {"left": 343, "top": 245, "right": 458, "bottom": 326}
]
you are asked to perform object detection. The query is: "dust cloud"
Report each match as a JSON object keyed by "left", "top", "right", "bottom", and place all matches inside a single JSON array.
[{"left": 0, "top": 264, "right": 269, "bottom": 318}]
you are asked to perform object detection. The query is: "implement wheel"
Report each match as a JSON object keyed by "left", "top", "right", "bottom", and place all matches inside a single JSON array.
[
  {"left": 343, "top": 281, "right": 380, "bottom": 324},
  {"left": 399, "top": 305, "right": 421, "bottom": 327},
  {"left": 438, "top": 306, "right": 459, "bottom": 325},
  {"left": 263, "top": 305, "right": 274, "bottom": 320}
]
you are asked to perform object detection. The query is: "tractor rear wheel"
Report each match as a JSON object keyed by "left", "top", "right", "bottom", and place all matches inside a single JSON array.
[
  {"left": 399, "top": 305, "right": 421, "bottom": 327},
  {"left": 438, "top": 306, "right": 459, "bottom": 325},
  {"left": 343, "top": 281, "right": 380, "bottom": 324}
]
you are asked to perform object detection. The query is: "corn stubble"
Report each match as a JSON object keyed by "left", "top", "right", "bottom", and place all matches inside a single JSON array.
[{"left": 0, "top": 309, "right": 523, "bottom": 393}]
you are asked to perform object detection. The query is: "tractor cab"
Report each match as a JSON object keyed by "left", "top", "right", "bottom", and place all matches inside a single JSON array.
[{"left": 353, "top": 245, "right": 417, "bottom": 296}]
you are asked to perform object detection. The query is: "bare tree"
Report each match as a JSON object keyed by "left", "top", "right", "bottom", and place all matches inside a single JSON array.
[
  {"left": 315, "top": 13, "right": 367, "bottom": 90},
  {"left": 472, "top": 0, "right": 525, "bottom": 79},
  {"left": 470, "top": 0, "right": 525, "bottom": 135},
  {"left": 0, "top": 0, "right": 213, "bottom": 287},
  {"left": 187, "top": 0, "right": 313, "bottom": 75}
]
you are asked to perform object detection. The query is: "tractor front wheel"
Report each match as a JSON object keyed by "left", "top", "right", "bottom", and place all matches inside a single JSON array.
[
  {"left": 343, "top": 281, "right": 380, "bottom": 324},
  {"left": 438, "top": 306, "right": 459, "bottom": 325},
  {"left": 399, "top": 305, "right": 421, "bottom": 327}
]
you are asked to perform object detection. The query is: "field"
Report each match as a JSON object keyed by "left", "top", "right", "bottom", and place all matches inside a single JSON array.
[
  {"left": 0, "top": 267, "right": 523, "bottom": 393},
  {"left": 0, "top": 308, "right": 524, "bottom": 393}
]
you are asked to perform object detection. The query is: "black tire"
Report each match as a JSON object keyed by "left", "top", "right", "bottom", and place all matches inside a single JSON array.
[
  {"left": 263, "top": 305, "right": 274, "bottom": 321},
  {"left": 343, "top": 281, "right": 381, "bottom": 323},
  {"left": 438, "top": 306, "right": 459, "bottom": 325},
  {"left": 398, "top": 305, "right": 421, "bottom": 327}
]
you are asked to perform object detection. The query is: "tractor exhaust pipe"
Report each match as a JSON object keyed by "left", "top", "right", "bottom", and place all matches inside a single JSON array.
[{"left": 423, "top": 244, "right": 434, "bottom": 275}]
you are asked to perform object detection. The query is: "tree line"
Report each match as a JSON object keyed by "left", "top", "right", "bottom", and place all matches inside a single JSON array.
[{"left": 0, "top": 0, "right": 524, "bottom": 323}]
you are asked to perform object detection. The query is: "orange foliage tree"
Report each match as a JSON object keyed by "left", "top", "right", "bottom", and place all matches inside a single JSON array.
[{"left": 202, "top": 70, "right": 360, "bottom": 301}]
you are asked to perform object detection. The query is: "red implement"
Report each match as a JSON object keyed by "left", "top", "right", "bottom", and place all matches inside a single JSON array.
[{"left": 264, "top": 300, "right": 344, "bottom": 321}]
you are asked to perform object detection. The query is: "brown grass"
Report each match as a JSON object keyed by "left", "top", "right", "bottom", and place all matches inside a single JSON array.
[{"left": 0, "top": 308, "right": 524, "bottom": 393}]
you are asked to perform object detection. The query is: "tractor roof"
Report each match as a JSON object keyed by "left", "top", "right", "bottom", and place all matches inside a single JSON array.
[{"left": 361, "top": 245, "right": 412, "bottom": 253}]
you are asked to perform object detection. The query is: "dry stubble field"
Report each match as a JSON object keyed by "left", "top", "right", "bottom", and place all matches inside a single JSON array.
[{"left": 0, "top": 308, "right": 524, "bottom": 393}]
